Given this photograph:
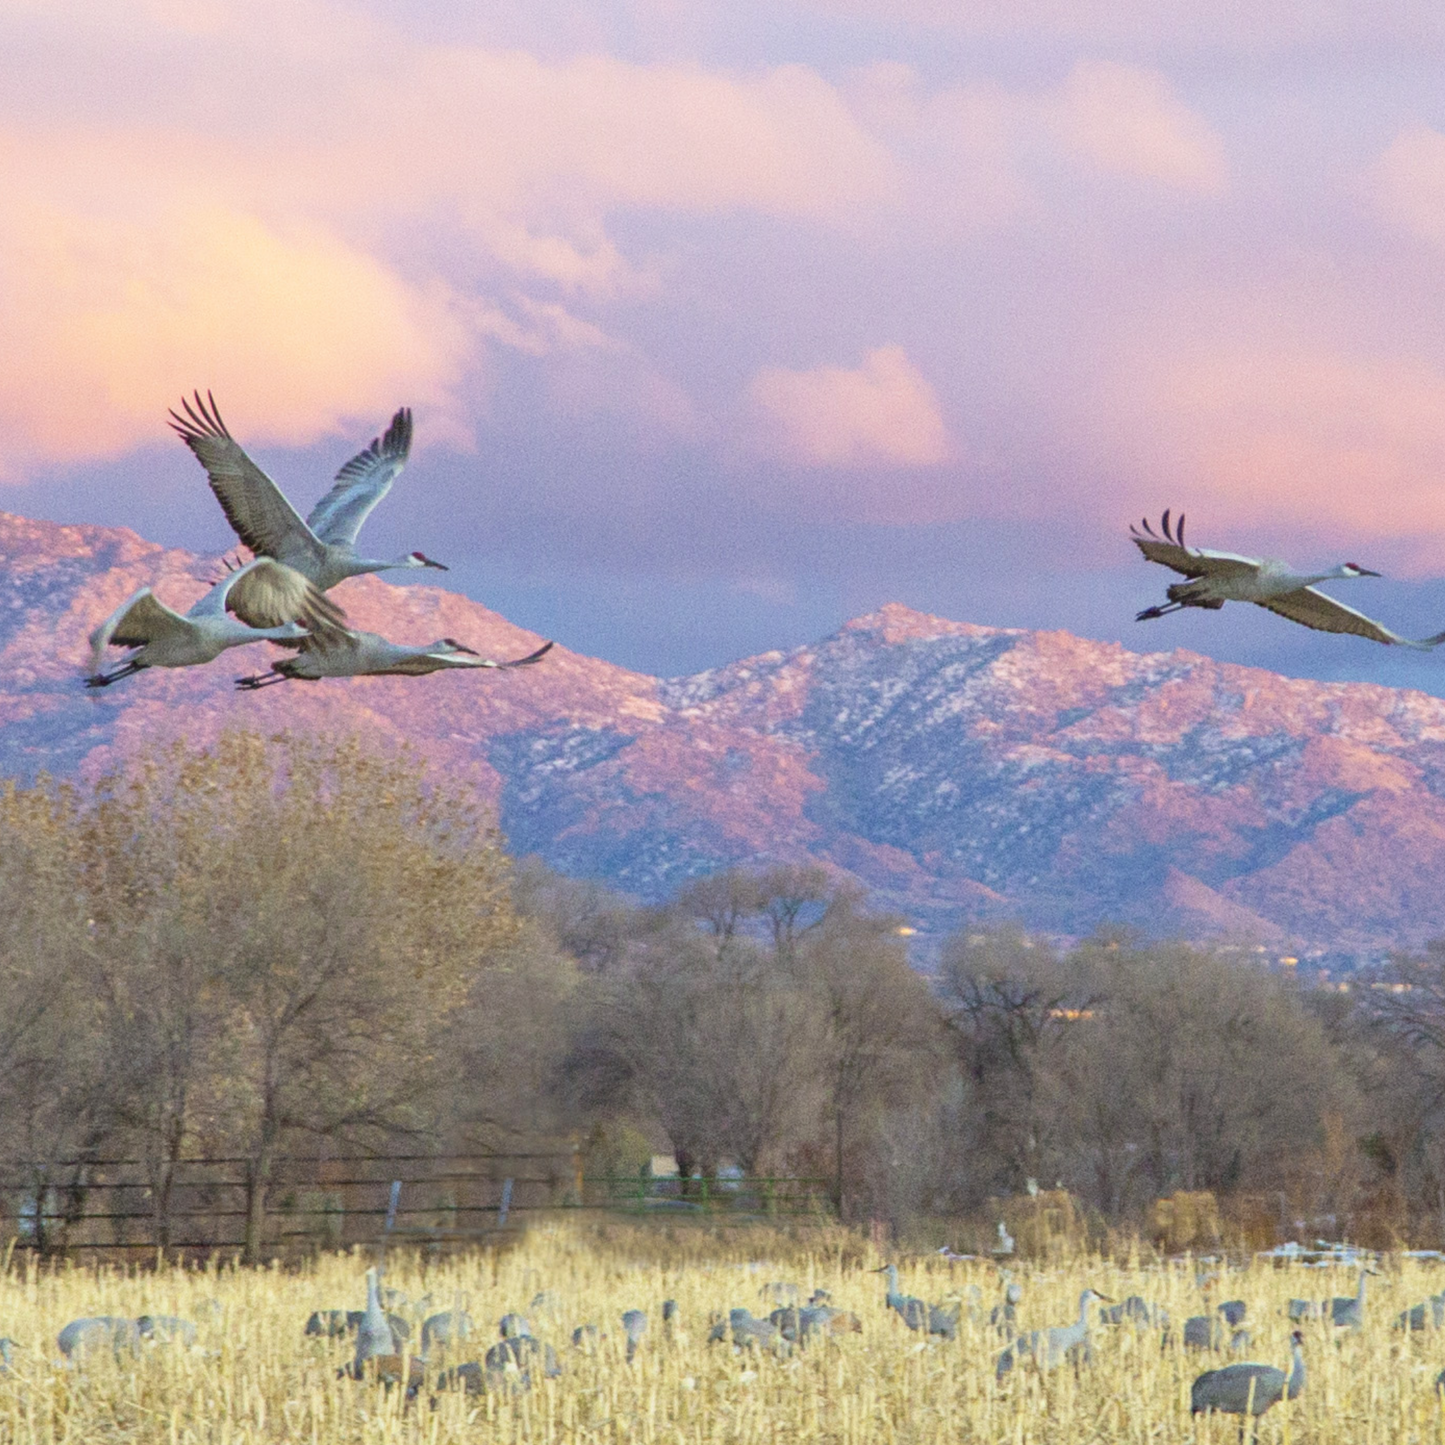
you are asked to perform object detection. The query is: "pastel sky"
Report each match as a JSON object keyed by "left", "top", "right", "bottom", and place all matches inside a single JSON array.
[{"left": 9, "top": 0, "right": 1445, "bottom": 686}]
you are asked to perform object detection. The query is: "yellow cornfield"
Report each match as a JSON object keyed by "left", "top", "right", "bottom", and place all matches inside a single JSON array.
[{"left": 0, "top": 1225, "right": 1443, "bottom": 1443}]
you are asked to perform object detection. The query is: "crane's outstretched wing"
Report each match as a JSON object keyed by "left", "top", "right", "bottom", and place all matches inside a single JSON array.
[
  {"left": 88, "top": 589, "right": 189, "bottom": 672},
  {"left": 438, "top": 640, "right": 555, "bottom": 670},
  {"left": 169, "top": 392, "right": 325, "bottom": 572},
  {"left": 1256, "top": 588, "right": 1445, "bottom": 649},
  {"left": 1130, "top": 510, "right": 1258, "bottom": 581},
  {"left": 202, "top": 557, "right": 349, "bottom": 645},
  {"left": 305, "top": 407, "right": 413, "bottom": 547}
]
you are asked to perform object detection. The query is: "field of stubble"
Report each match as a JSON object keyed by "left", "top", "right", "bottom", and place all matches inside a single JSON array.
[{"left": 0, "top": 1225, "right": 1442, "bottom": 1444}]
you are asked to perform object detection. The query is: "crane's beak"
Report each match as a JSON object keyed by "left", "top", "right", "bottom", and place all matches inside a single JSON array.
[
  {"left": 1357, "top": 567, "right": 1382, "bottom": 576},
  {"left": 453, "top": 643, "right": 480, "bottom": 655}
]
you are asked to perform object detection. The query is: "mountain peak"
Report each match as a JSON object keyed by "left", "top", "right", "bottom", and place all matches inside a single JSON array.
[
  {"left": 841, "top": 601, "right": 1016, "bottom": 646},
  {"left": 2, "top": 509, "right": 1443, "bottom": 956}
]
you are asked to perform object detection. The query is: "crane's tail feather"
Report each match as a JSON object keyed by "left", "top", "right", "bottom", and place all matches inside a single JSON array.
[
  {"left": 1398, "top": 631, "right": 1445, "bottom": 651},
  {"left": 501, "top": 640, "right": 555, "bottom": 668}
]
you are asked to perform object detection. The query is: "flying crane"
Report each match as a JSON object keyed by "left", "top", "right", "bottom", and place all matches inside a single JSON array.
[{"left": 1131, "top": 510, "right": 1445, "bottom": 648}]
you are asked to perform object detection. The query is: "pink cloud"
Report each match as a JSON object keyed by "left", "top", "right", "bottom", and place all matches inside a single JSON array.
[
  {"left": 0, "top": 192, "right": 469, "bottom": 473},
  {"left": 1091, "top": 330, "right": 1445, "bottom": 571},
  {"left": 1050, "top": 61, "right": 1227, "bottom": 192},
  {"left": 0, "top": 3, "right": 895, "bottom": 471},
  {"left": 748, "top": 346, "right": 952, "bottom": 470},
  {"left": 1375, "top": 124, "right": 1445, "bottom": 247}
]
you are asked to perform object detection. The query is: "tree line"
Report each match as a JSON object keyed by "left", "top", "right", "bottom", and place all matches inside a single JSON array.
[{"left": 2, "top": 730, "right": 1444, "bottom": 1255}]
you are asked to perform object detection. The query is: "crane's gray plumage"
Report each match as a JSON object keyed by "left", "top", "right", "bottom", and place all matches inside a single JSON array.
[
  {"left": 421, "top": 1307, "right": 472, "bottom": 1355},
  {"left": 1396, "top": 1292, "right": 1445, "bottom": 1330},
  {"left": 1325, "top": 1268, "right": 1376, "bottom": 1328},
  {"left": 1191, "top": 1331, "right": 1305, "bottom": 1418},
  {"left": 58, "top": 1316, "right": 140, "bottom": 1359},
  {"left": 997, "top": 1288, "right": 1110, "bottom": 1378},
  {"left": 876, "top": 1264, "right": 957, "bottom": 1336},
  {"left": 990, "top": 1280, "right": 1022, "bottom": 1334},
  {"left": 708, "top": 1308, "right": 782, "bottom": 1351},
  {"left": 353, "top": 1268, "right": 396, "bottom": 1374},
  {"left": 235, "top": 632, "right": 553, "bottom": 689},
  {"left": 1101, "top": 1295, "right": 1164, "bottom": 1328},
  {"left": 86, "top": 555, "right": 345, "bottom": 687},
  {"left": 621, "top": 1309, "right": 647, "bottom": 1361},
  {"left": 1131, "top": 510, "right": 1445, "bottom": 647},
  {"left": 169, "top": 392, "right": 446, "bottom": 590}
]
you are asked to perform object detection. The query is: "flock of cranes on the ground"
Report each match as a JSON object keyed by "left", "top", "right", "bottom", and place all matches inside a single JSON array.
[
  {"left": 84, "top": 393, "right": 552, "bottom": 690},
  {"left": 31, "top": 1256, "right": 1445, "bottom": 1425}
]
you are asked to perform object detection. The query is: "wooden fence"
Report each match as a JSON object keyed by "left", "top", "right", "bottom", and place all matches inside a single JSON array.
[{"left": 0, "top": 1153, "right": 832, "bottom": 1261}]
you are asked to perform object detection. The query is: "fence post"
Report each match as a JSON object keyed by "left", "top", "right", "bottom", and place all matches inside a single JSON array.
[
  {"left": 498, "top": 1178, "right": 514, "bottom": 1228},
  {"left": 378, "top": 1180, "right": 402, "bottom": 1270}
]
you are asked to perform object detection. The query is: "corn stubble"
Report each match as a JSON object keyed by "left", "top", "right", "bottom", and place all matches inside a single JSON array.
[{"left": 0, "top": 1227, "right": 1442, "bottom": 1443}]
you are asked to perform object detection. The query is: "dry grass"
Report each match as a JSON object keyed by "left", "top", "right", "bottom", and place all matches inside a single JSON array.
[{"left": 0, "top": 1225, "right": 1443, "bottom": 1442}]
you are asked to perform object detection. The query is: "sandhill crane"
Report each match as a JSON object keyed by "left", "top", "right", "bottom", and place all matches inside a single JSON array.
[
  {"left": 235, "top": 632, "right": 553, "bottom": 689},
  {"left": 997, "top": 1288, "right": 1110, "bottom": 1378},
  {"left": 58, "top": 1316, "right": 139, "bottom": 1359},
  {"left": 770, "top": 1300, "right": 862, "bottom": 1344},
  {"left": 1395, "top": 1291, "right": 1445, "bottom": 1330},
  {"left": 1326, "top": 1268, "right": 1377, "bottom": 1328},
  {"left": 708, "top": 1307, "right": 783, "bottom": 1351},
  {"left": 86, "top": 556, "right": 345, "bottom": 687},
  {"left": 1191, "top": 1330, "right": 1305, "bottom": 1421},
  {"left": 990, "top": 1278, "right": 1022, "bottom": 1334},
  {"left": 353, "top": 1268, "right": 396, "bottom": 1374},
  {"left": 875, "top": 1264, "right": 926, "bottom": 1331},
  {"left": 1131, "top": 510, "right": 1445, "bottom": 647},
  {"left": 169, "top": 393, "right": 446, "bottom": 590},
  {"left": 1102, "top": 1295, "right": 1166, "bottom": 1329},
  {"left": 421, "top": 1305, "right": 472, "bottom": 1356},
  {"left": 621, "top": 1309, "right": 647, "bottom": 1361}
]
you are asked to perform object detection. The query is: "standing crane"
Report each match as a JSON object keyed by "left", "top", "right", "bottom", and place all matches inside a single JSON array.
[
  {"left": 85, "top": 556, "right": 345, "bottom": 687},
  {"left": 1130, "top": 510, "right": 1445, "bottom": 647},
  {"left": 169, "top": 392, "right": 448, "bottom": 590},
  {"left": 997, "top": 1288, "right": 1110, "bottom": 1378},
  {"left": 234, "top": 632, "right": 552, "bottom": 689},
  {"left": 1191, "top": 1330, "right": 1305, "bottom": 1422},
  {"left": 352, "top": 1268, "right": 397, "bottom": 1376}
]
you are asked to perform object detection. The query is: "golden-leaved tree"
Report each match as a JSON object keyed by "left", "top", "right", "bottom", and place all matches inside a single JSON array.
[{"left": 1, "top": 731, "right": 517, "bottom": 1260}]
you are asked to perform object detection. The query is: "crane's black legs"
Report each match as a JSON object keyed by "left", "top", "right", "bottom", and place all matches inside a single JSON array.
[
  {"left": 234, "top": 671, "right": 288, "bottom": 691},
  {"left": 84, "top": 662, "right": 143, "bottom": 688},
  {"left": 1136, "top": 602, "right": 1184, "bottom": 622}
]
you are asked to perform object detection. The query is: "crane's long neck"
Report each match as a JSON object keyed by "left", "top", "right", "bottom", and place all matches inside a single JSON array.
[
  {"left": 1356, "top": 1269, "right": 1367, "bottom": 1305},
  {"left": 1286, "top": 1339, "right": 1305, "bottom": 1399}
]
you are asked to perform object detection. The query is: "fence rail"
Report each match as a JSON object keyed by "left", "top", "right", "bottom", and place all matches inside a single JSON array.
[{"left": 0, "top": 1153, "right": 833, "bottom": 1260}]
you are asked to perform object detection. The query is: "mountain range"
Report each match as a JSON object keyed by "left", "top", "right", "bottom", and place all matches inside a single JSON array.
[{"left": 6, "top": 509, "right": 1445, "bottom": 957}]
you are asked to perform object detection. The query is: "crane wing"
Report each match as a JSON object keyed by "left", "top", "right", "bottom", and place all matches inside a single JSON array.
[
  {"left": 206, "top": 557, "right": 350, "bottom": 645},
  {"left": 1255, "top": 587, "right": 1445, "bottom": 648},
  {"left": 88, "top": 589, "right": 188, "bottom": 671},
  {"left": 1131, "top": 533, "right": 1259, "bottom": 581},
  {"left": 305, "top": 407, "right": 413, "bottom": 547},
  {"left": 169, "top": 392, "right": 324, "bottom": 571},
  {"left": 435, "top": 640, "right": 555, "bottom": 669}
]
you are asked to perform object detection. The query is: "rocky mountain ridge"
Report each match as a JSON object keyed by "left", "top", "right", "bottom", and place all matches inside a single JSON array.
[{"left": 4, "top": 510, "right": 1445, "bottom": 954}]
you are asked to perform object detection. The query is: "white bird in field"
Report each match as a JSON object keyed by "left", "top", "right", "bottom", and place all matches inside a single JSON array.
[
  {"left": 1131, "top": 510, "right": 1445, "bottom": 648},
  {"left": 169, "top": 392, "right": 447, "bottom": 590},
  {"left": 86, "top": 557, "right": 346, "bottom": 688},
  {"left": 234, "top": 633, "right": 553, "bottom": 689}
]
